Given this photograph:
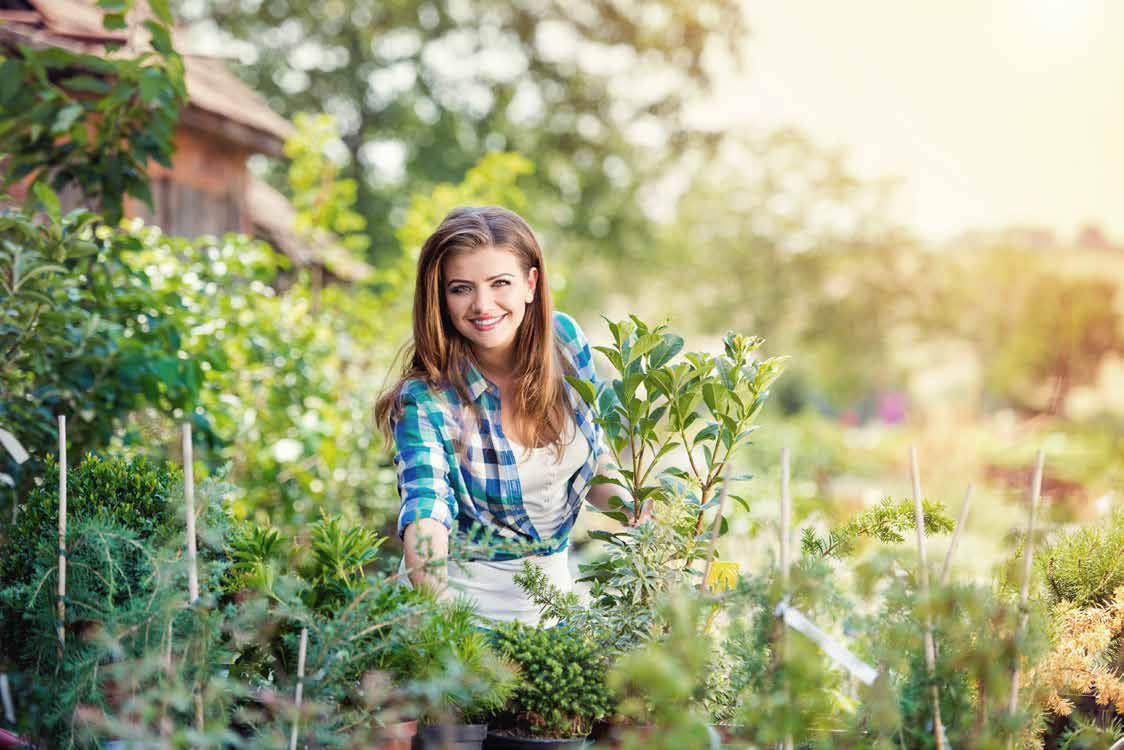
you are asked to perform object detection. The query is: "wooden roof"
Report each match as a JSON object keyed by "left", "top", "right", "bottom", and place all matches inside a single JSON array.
[
  {"left": 247, "top": 175, "right": 374, "bottom": 283},
  {"left": 0, "top": 0, "right": 293, "bottom": 155}
]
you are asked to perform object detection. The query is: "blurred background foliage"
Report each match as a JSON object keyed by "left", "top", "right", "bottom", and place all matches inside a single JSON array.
[{"left": 2, "top": 0, "right": 1121, "bottom": 560}]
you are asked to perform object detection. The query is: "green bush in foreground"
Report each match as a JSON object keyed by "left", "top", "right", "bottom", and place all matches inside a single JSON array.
[{"left": 489, "top": 622, "right": 612, "bottom": 739}]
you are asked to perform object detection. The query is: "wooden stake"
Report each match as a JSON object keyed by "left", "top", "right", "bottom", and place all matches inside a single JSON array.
[
  {"left": 0, "top": 672, "right": 14, "bottom": 724},
  {"left": 699, "top": 474, "right": 730, "bottom": 592},
  {"left": 938, "top": 484, "right": 974, "bottom": 588},
  {"left": 57, "top": 415, "right": 67, "bottom": 657},
  {"left": 1007, "top": 450, "right": 1044, "bottom": 747},
  {"left": 290, "top": 627, "right": 309, "bottom": 750},
  {"left": 780, "top": 446, "right": 794, "bottom": 750},
  {"left": 910, "top": 446, "right": 946, "bottom": 750},
  {"left": 183, "top": 423, "right": 199, "bottom": 605}
]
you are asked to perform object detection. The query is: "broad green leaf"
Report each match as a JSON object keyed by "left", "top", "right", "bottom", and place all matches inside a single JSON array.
[
  {"left": 32, "top": 182, "right": 60, "bottom": 221},
  {"left": 565, "top": 374, "right": 596, "bottom": 406}
]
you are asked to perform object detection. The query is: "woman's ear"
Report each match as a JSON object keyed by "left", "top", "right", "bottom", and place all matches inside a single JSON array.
[{"left": 525, "top": 267, "right": 539, "bottom": 303}]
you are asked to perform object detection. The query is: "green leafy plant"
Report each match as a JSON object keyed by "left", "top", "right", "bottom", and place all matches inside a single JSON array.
[
  {"left": 0, "top": 199, "right": 213, "bottom": 513},
  {"left": 0, "top": 0, "right": 187, "bottom": 224},
  {"left": 801, "top": 496, "right": 955, "bottom": 559},
  {"left": 488, "top": 622, "right": 612, "bottom": 739},
  {"left": 1037, "top": 509, "right": 1124, "bottom": 608},
  {"left": 606, "top": 592, "right": 720, "bottom": 749}
]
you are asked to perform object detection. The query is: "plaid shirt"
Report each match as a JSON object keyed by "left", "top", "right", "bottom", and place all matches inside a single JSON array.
[{"left": 391, "top": 311, "right": 606, "bottom": 561}]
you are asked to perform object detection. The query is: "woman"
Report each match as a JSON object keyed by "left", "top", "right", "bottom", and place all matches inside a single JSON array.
[{"left": 374, "top": 205, "right": 648, "bottom": 625}]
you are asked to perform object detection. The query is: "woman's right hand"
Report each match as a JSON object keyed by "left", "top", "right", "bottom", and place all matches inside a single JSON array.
[{"left": 403, "top": 517, "right": 450, "bottom": 593}]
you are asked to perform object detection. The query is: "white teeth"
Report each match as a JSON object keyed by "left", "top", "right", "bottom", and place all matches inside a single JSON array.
[{"left": 471, "top": 315, "right": 504, "bottom": 329}]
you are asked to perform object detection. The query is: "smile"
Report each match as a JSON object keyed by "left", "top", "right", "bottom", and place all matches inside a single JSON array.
[{"left": 470, "top": 314, "right": 506, "bottom": 331}]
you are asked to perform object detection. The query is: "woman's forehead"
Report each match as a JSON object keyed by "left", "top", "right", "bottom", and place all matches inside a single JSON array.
[{"left": 443, "top": 245, "right": 523, "bottom": 279}]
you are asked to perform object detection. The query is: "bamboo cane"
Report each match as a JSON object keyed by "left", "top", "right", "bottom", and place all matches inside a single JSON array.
[
  {"left": 939, "top": 484, "right": 974, "bottom": 588},
  {"left": 699, "top": 474, "right": 730, "bottom": 592},
  {"left": 57, "top": 415, "right": 67, "bottom": 657},
  {"left": 780, "top": 447, "right": 794, "bottom": 750},
  {"left": 0, "top": 672, "right": 14, "bottom": 724},
  {"left": 290, "top": 627, "right": 309, "bottom": 750},
  {"left": 1007, "top": 450, "right": 1044, "bottom": 748},
  {"left": 183, "top": 423, "right": 199, "bottom": 605},
  {"left": 910, "top": 446, "right": 946, "bottom": 750}
]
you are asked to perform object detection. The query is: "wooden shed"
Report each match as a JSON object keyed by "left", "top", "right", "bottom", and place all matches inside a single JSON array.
[{"left": 0, "top": 0, "right": 372, "bottom": 283}]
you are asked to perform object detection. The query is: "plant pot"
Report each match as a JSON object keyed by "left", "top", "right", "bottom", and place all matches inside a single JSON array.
[
  {"left": 586, "top": 720, "right": 654, "bottom": 748},
  {"left": 374, "top": 719, "right": 419, "bottom": 750},
  {"left": 0, "top": 730, "right": 29, "bottom": 749},
  {"left": 484, "top": 731, "right": 588, "bottom": 749},
  {"left": 412, "top": 722, "right": 487, "bottom": 750}
]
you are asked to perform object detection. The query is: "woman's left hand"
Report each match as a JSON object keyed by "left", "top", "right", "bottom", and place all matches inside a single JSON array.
[{"left": 629, "top": 498, "right": 654, "bottom": 526}]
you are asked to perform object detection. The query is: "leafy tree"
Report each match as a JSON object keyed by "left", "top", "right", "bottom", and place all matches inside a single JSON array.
[
  {"left": 0, "top": 0, "right": 186, "bottom": 223},
  {"left": 0, "top": 195, "right": 213, "bottom": 510},
  {"left": 633, "top": 130, "right": 915, "bottom": 406},
  {"left": 922, "top": 247, "right": 1124, "bottom": 415},
  {"left": 176, "top": 0, "right": 749, "bottom": 269}
]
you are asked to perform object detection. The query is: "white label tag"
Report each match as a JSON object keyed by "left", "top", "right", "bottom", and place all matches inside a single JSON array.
[{"left": 775, "top": 601, "right": 879, "bottom": 686}]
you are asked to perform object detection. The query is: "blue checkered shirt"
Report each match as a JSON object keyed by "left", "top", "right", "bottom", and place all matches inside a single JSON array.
[{"left": 391, "top": 311, "right": 606, "bottom": 561}]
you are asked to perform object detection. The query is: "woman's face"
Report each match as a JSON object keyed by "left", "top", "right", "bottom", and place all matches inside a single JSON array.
[{"left": 443, "top": 245, "right": 538, "bottom": 364}]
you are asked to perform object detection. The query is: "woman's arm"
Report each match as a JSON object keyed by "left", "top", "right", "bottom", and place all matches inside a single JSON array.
[{"left": 403, "top": 517, "right": 449, "bottom": 592}]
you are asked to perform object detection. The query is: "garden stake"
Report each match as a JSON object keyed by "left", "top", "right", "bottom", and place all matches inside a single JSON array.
[
  {"left": 182, "top": 423, "right": 205, "bottom": 736},
  {"left": 910, "top": 446, "right": 946, "bottom": 750},
  {"left": 699, "top": 473, "right": 730, "bottom": 592},
  {"left": 1006, "top": 449, "right": 1044, "bottom": 749},
  {"left": 183, "top": 423, "right": 199, "bottom": 605},
  {"left": 0, "top": 672, "right": 14, "bottom": 723},
  {"left": 290, "top": 627, "right": 309, "bottom": 750},
  {"left": 938, "top": 484, "right": 973, "bottom": 588},
  {"left": 57, "top": 414, "right": 67, "bottom": 657},
  {"left": 780, "top": 446, "right": 793, "bottom": 750}
]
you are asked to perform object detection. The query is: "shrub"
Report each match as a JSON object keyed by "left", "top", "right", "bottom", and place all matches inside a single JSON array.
[
  {"left": 489, "top": 622, "right": 612, "bottom": 738},
  {"left": 0, "top": 453, "right": 182, "bottom": 646},
  {"left": 1038, "top": 509, "right": 1124, "bottom": 608}
]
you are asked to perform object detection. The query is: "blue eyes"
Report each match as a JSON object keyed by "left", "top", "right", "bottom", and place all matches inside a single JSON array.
[{"left": 450, "top": 280, "right": 510, "bottom": 295}]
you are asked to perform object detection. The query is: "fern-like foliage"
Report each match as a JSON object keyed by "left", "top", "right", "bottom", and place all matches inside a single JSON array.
[
  {"left": 1038, "top": 509, "right": 1124, "bottom": 608},
  {"left": 800, "top": 496, "right": 955, "bottom": 559}
]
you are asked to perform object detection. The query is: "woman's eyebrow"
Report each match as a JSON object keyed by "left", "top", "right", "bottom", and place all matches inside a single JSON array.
[{"left": 446, "top": 273, "right": 515, "bottom": 284}]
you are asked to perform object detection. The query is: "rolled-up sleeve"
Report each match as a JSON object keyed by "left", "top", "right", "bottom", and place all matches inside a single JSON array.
[
  {"left": 564, "top": 315, "right": 609, "bottom": 461},
  {"left": 392, "top": 393, "right": 458, "bottom": 539}
]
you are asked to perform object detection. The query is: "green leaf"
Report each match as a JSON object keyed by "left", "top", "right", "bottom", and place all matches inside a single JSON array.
[
  {"left": 138, "top": 66, "right": 166, "bottom": 103},
  {"left": 702, "top": 381, "right": 720, "bottom": 415},
  {"left": 625, "top": 332, "right": 661, "bottom": 366},
  {"left": 565, "top": 375, "right": 596, "bottom": 406},
  {"left": 51, "top": 103, "right": 84, "bottom": 134},
  {"left": 599, "top": 511, "right": 631, "bottom": 525},
  {"left": 587, "top": 529, "right": 623, "bottom": 546},
  {"left": 143, "top": 20, "right": 174, "bottom": 55},
  {"left": 102, "top": 12, "right": 127, "bottom": 30},
  {"left": 648, "top": 333, "right": 684, "bottom": 368},
  {"left": 32, "top": 182, "right": 61, "bottom": 221},
  {"left": 148, "top": 0, "right": 174, "bottom": 25},
  {"left": 61, "top": 75, "right": 112, "bottom": 95}
]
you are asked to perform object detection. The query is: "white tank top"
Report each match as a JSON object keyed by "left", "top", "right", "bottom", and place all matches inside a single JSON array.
[{"left": 400, "top": 415, "right": 591, "bottom": 625}]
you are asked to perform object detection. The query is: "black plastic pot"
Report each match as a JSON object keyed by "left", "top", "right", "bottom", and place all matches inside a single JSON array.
[
  {"left": 413, "top": 723, "right": 488, "bottom": 750},
  {"left": 484, "top": 732, "right": 588, "bottom": 749}
]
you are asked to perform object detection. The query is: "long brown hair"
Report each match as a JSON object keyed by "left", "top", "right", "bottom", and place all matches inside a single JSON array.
[{"left": 374, "top": 206, "right": 576, "bottom": 461}]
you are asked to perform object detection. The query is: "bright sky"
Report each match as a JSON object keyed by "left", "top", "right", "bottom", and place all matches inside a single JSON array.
[{"left": 697, "top": 0, "right": 1124, "bottom": 243}]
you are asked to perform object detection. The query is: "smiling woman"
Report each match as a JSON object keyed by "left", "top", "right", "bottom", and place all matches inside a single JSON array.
[{"left": 373, "top": 206, "right": 647, "bottom": 625}]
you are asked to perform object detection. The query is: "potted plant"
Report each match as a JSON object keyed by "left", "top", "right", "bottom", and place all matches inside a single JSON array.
[
  {"left": 485, "top": 622, "right": 612, "bottom": 749},
  {"left": 402, "top": 599, "right": 517, "bottom": 750}
]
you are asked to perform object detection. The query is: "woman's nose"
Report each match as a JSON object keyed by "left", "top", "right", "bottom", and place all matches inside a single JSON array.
[{"left": 472, "top": 286, "right": 494, "bottom": 311}]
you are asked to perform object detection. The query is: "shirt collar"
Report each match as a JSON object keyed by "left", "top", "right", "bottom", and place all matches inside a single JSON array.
[{"left": 462, "top": 357, "right": 497, "bottom": 403}]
